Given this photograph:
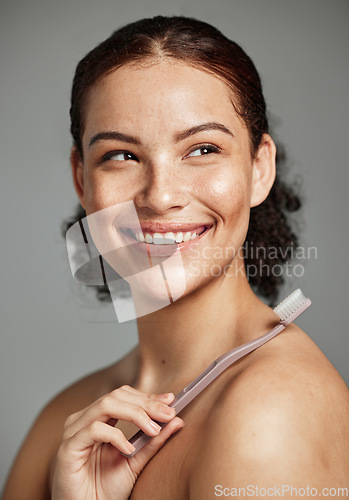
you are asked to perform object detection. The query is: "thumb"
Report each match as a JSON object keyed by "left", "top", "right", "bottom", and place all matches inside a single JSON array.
[{"left": 127, "top": 417, "right": 185, "bottom": 476}]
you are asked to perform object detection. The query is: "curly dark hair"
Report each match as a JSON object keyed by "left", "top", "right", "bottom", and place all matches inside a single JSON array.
[{"left": 63, "top": 15, "right": 301, "bottom": 305}]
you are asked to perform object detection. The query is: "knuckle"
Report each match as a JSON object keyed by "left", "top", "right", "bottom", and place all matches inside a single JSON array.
[
  {"left": 131, "top": 407, "right": 146, "bottom": 424},
  {"left": 153, "top": 401, "right": 162, "bottom": 411},
  {"left": 111, "top": 385, "right": 128, "bottom": 398},
  {"left": 98, "top": 396, "right": 113, "bottom": 413},
  {"left": 113, "top": 427, "right": 123, "bottom": 439},
  {"left": 88, "top": 420, "right": 101, "bottom": 436},
  {"left": 110, "top": 388, "right": 119, "bottom": 399},
  {"left": 144, "top": 393, "right": 152, "bottom": 411},
  {"left": 136, "top": 406, "right": 146, "bottom": 417}
]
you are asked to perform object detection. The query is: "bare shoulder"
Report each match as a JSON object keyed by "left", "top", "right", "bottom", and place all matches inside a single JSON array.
[
  {"left": 2, "top": 346, "right": 138, "bottom": 500},
  {"left": 190, "top": 325, "right": 349, "bottom": 498}
]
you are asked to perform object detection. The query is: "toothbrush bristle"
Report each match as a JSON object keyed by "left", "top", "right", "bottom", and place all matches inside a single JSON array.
[{"left": 273, "top": 289, "right": 307, "bottom": 321}]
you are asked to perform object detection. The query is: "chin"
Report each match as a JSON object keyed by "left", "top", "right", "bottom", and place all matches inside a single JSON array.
[{"left": 129, "top": 257, "right": 187, "bottom": 301}]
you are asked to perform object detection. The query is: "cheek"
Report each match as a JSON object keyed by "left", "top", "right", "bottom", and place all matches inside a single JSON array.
[
  {"left": 83, "top": 171, "right": 122, "bottom": 214},
  {"left": 199, "top": 171, "right": 251, "bottom": 223}
]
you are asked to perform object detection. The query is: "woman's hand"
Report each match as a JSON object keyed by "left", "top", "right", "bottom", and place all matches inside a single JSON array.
[{"left": 51, "top": 385, "right": 184, "bottom": 500}]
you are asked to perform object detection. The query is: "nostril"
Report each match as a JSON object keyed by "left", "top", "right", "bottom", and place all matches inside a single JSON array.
[{"left": 134, "top": 190, "right": 188, "bottom": 214}]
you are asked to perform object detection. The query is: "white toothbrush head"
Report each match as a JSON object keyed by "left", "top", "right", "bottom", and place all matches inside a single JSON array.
[{"left": 273, "top": 289, "right": 311, "bottom": 326}]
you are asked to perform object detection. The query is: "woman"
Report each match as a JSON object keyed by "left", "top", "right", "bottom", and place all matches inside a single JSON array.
[{"left": 3, "top": 16, "right": 348, "bottom": 500}]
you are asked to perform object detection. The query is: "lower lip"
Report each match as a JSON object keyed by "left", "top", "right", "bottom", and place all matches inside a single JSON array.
[{"left": 117, "top": 226, "right": 213, "bottom": 257}]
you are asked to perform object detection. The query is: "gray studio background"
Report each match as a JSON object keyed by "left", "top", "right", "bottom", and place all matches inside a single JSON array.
[{"left": 1, "top": 0, "right": 348, "bottom": 491}]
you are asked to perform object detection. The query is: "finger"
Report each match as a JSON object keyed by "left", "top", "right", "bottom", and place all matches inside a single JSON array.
[
  {"left": 112, "top": 389, "right": 176, "bottom": 423},
  {"left": 64, "top": 396, "right": 176, "bottom": 441},
  {"left": 113, "top": 386, "right": 175, "bottom": 407},
  {"left": 63, "top": 408, "right": 86, "bottom": 430},
  {"left": 128, "top": 417, "right": 185, "bottom": 475},
  {"left": 78, "top": 388, "right": 174, "bottom": 426},
  {"left": 64, "top": 388, "right": 174, "bottom": 431},
  {"left": 118, "top": 385, "right": 173, "bottom": 398},
  {"left": 120, "top": 386, "right": 175, "bottom": 404},
  {"left": 63, "top": 387, "right": 176, "bottom": 439},
  {"left": 61, "top": 386, "right": 150, "bottom": 429},
  {"left": 62, "top": 421, "right": 136, "bottom": 459}
]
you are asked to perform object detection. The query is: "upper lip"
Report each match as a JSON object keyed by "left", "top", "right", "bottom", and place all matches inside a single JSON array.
[{"left": 122, "top": 222, "right": 213, "bottom": 233}]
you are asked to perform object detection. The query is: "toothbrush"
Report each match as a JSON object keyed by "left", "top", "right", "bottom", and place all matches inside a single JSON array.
[{"left": 122, "top": 288, "right": 311, "bottom": 457}]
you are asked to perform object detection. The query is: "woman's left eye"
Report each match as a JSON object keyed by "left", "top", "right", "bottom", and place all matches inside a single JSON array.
[
  {"left": 101, "top": 151, "right": 138, "bottom": 162},
  {"left": 186, "top": 144, "right": 222, "bottom": 158}
]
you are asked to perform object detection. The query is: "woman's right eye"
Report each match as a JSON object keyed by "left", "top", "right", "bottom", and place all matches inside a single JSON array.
[{"left": 102, "top": 151, "right": 138, "bottom": 162}]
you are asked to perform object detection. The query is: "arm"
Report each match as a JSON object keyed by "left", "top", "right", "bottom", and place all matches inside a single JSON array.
[
  {"left": 2, "top": 398, "right": 71, "bottom": 500},
  {"left": 2, "top": 369, "right": 114, "bottom": 500},
  {"left": 189, "top": 359, "right": 349, "bottom": 499}
]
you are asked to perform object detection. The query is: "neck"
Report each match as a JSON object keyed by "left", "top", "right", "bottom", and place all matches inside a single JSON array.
[{"left": 131, "top": 257, "right": 277, "bottom": 394}]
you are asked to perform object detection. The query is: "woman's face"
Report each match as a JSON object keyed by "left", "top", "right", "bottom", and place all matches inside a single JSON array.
[{"left": 73, "top": 59, "right": 274, "bottom": 302}]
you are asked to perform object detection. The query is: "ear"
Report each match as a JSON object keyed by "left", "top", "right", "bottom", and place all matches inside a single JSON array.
[
  {"left": 250, "top": 133, "right": 276, "bottom": 208},
  {"left": 71, "top": 146, "right": 86, "bottom": 209}
]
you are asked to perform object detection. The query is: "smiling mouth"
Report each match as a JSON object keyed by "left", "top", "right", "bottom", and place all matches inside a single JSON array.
[{"left": 121, "top": 226, "right": 211, "bottom": 245}]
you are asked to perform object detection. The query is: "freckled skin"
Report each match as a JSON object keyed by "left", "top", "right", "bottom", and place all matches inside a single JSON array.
[{"left": 77, "top": 60, "right": 255, "bottom": 297}]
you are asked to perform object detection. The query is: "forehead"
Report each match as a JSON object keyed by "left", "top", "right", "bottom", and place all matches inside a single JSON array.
[{"left": 82, "top": 59, "right": 246, "bottom": 142}]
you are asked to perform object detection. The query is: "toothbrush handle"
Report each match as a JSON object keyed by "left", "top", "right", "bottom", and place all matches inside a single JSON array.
[
  {"left": 121, "top": 297, "right": 312, "bottom": 457},
  {"left": 121, "top": 323, "right": 286, "bottom": 458}
]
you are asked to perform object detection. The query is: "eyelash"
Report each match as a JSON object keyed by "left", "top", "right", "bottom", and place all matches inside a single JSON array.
[
  {"left": 101, "top": 151, "right": 138, "bottom": 162},
  {"left": 186, "top": 144, "right": 222, "bottom": 158},
  {"left": 100, "top": 143, "right": 222, "bottom": 163}
]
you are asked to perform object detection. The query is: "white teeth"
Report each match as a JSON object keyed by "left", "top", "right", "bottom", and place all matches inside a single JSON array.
[
  {"left": 134, "top": 229, "right": 204, "bottom": 244},
  {"left": 153, "top": 233, "right": 164, "bottom": 245},
  {"left": 164, "top": 232, "right": 176, "bottom": 243},
  {"left": 175, "top": 232, "right": 183, "bottom": 243}
]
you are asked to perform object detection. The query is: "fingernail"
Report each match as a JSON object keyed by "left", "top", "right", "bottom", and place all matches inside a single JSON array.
[
  {"left": 158, "top": 392, "right": 174, "bottom": 401},
  {"left": 148, "top": 421, "right": 161, "bottom": 433},
  {"left": 127, "top": 442, "right": 136, "bottom": 453},
  {"left": 160, "top": 405, "right": 176, "bottom": 417},
  {"left": 172, "top": 419, "right": 184, "bottom": 434},
  {"left": 177, "top": 418, "right": 185, "bottom": 428}
]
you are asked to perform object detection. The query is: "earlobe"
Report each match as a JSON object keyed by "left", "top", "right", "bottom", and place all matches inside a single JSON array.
[
  {"left": 250, "top": 134, "right": 276, "bottom": 208},
  {"left": 71, "top": 147, "right": 85, "bottom": 209}
]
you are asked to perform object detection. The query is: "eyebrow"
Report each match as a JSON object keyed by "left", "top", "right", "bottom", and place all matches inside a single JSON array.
[
  {"left": 174, "top": 122, "right": 234, "bottom": 142},
  {"left": 88, "top": 131, "right": 142, "bottom": 148},
  {"left": 88, "top": 121, "right": 234, "bottom": 148}
]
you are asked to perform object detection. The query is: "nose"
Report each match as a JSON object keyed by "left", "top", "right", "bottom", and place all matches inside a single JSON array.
[{"left": 134, "top": 160, "right": 189, "bottom": 214}]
